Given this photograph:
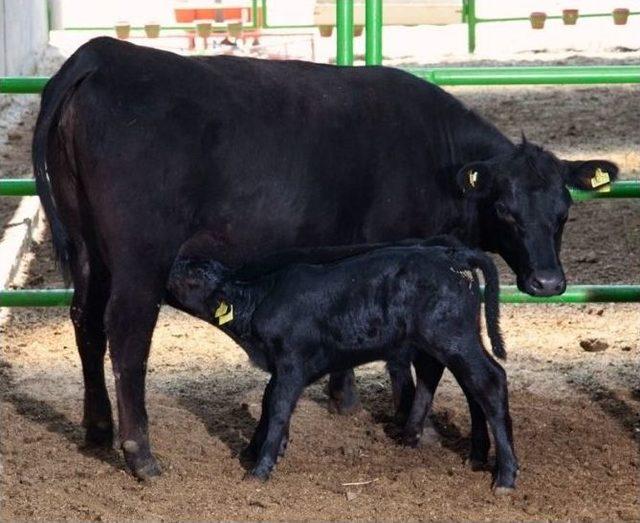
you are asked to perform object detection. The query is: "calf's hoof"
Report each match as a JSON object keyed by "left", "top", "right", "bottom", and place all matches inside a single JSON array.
[
  {"left": 245, "top": 466, "right": 271, "bottom": 482},
  {"left": 240, "top": 445, "right": 258, "bottom": 463},
  {"left": 122, "top": 440, "right": 161, "bottom": 481},
  {"left": 328, "top": 395, "right": 362, "bottom": 416},
  {"left": 493, "top": 486, "right": 515, "bottom": 496},
  {"left": 84, "top": 422, "right": 114, "bottom": 449},
  {"left": 465, "top": 457, "right": 487, "bottom": 471},
  {"left": 421, "top": 423, "right": 441, "bottom": 445}
]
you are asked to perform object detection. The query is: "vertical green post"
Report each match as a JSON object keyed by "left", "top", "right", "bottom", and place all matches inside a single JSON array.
[
  {"left": 365, "top": 0, "right": 383, "bottom": 65},
  {"left": 466, "top": 0, "right": 476, "bottom": 53},
  {"left": 336, "top": 0, "right": 354, "bottom": 65}
]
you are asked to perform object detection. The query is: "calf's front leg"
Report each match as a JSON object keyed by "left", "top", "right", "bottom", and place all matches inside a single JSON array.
[{"left": 248, "top": 371, "right": 304, "bottom": 481}]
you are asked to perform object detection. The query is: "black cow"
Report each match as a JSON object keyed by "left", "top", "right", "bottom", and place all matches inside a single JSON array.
[
  {"left": 33, "top": 37, "right": 617, "bottom": 479},
  {"left": 167, "top": 242, "right": 518, "bottom": 492}
]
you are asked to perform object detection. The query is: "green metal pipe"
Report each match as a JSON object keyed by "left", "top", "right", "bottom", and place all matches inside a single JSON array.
[
  {"left": 406, "top": 65, "right": 640, "bottom": 85},
  {"left": 4, "top": 66, "right": 640, "bottom": 95},
  {"left": 476, "top": 11, "right": 640, "bottom": 24},
  {"left": 497, "top": 285, "right": 640, "bottom": 304},
  {"left": 569, "top": 181, "right": 640, "bottom": 201},
  {"left": 0, "top": 179, "right": 36, "bottom": 196},
  {"left": 2, "top": 285, "right": 639, "bottom": 307},
  {"left": 464, "top": 0, "right": 476, "bottom": 53},
  {"left": 0, "top": 289, "right": 74, "bottom": 307},
  {"left": 2, "top": 179, "right": 638, "bottom": 199},
  {"left": 365, "top": 0, "right": 383, "bottom": 65},
  {"left": 336, "top": 0, "right": 354, "bottom": 66},
  {"left": 0, "top": 77, "right": 49, "bottom": 93}
]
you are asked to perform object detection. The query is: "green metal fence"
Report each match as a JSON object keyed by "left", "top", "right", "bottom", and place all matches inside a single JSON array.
[
  {"left": 1, "top": 0, "right": 639, "bottom": 307},
  {"left": 462, "top": 0, "right": 640, "bottom": 53}
]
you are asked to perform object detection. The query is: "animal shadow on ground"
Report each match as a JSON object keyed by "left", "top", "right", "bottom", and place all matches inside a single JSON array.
[
  {"left": 0, "top": 361, "right": 123, "bottom": 470},
  {"left": 567, "top": 372, "right": 640, "bottom": 443},
  {"left": 174, "top": 376, "right": 260, "bottom": 471}
]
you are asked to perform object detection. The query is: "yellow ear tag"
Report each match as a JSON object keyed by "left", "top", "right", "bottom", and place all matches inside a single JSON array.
[
  {"left": 468, "top": 170, "right": 479, "bottom": 188},
  {"left": 590, "top": 168, "right": 610, "bottom": 189},
  {"left": 213, "top": 301, "right": 234, "bottom": 326}
]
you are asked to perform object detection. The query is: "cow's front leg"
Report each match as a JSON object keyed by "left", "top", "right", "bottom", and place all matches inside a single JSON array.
[
  {"left": 328, "top": 370, "right": 361, "bottom": 415},
  {"left": 248, "top": 371, "right": 303, "bottom": 481},
  {"left": 105, "top": 273, "right": 165, "bottom": 480}
]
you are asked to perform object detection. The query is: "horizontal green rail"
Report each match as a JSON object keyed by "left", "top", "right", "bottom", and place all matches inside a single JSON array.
[
  {"left": 3, "top": 66, "right": 640, "bottom": 94},
  {"left": 0, "top": 179, "right": 36, "bottom": 196},
  {"left": 2, "top": 285, "right": 639, "bottom": 307},
  {"left": 0, "top": 77, "right": 49, "bottom": 93},
  {"left": 2, "top": 178, "right": 639, "bottom": 199},
  {"left": 406, "top": 66, "right": 640, "bottom": 86},
  {"left": 475, "top": 12, "right": 640, "bottom": 24}
]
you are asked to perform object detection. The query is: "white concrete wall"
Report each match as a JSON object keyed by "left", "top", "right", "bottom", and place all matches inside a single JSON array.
[{"left": 0, "top": 0, "right": 49, "bottom": 75}]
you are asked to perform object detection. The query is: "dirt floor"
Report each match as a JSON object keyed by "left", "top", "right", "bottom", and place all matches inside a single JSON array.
[{"left": 1, "top": 50, "right": 639, "bottom": 521}]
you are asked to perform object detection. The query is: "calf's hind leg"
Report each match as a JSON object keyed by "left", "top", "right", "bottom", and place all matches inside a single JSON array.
[
  {"left": 328, "top": 370, "right": 361, "bottom": 415},
  {"left": 442, "top": 342, "right": 518, "bottom": 492}
]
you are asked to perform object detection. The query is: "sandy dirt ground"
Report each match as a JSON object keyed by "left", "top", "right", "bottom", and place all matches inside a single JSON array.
[{"left": 1, "top": 44, "right": 639, "bottom": 521}]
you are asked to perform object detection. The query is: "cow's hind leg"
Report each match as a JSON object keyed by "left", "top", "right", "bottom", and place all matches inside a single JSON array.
[
  {"left": 328, "top": 370, "right": 361, "bottom": 415},
  {"left": 69, "top": 243, "right": 112, "bottom": 447},
  {"left": 105, "top": 266, "right": 167, "bottom": 480}
]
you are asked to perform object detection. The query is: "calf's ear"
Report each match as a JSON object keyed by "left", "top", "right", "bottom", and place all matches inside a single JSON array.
[
  {"left": 456, "top": 161, "right": 494, "bottom": 198},
  {"left": 563, "top": 160, "right": 619, "bottom": 190}
]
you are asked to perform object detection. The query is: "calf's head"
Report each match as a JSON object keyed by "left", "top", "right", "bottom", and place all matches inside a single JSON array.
[
  {"left": 167, "top": 258, "right": 228, "bottom": 320},
  {"left": 458, "top": 141, "right": 618, "bottom": 296}
]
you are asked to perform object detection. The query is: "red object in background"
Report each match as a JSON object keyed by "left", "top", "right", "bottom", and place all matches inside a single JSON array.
[
  {"left": 196, "top": 8, "right": 216, "bottom": 19},
  {"left": 174, "top": 8, "right": 196, "bottom": 23}
]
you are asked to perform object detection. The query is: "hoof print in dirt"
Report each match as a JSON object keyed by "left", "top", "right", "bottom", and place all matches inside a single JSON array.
[{"left": 580, "top": 338, "right": 609, "bottom": 353}]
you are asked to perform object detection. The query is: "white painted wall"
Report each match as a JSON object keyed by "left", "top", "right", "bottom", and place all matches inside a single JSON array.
[{"left": 0, "top": 0, "right": 49, "bottom": 75}]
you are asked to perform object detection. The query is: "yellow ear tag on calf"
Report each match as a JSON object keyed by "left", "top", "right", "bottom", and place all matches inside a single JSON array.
[
  {"left": 213, "top": 301, "right": 234, "bottom": 326},
  {"left": 590, "top": 168, "right": 610, "bottom": 190},
  {"left": 468, "top": 170, "right": 479, "bottom": 189}
]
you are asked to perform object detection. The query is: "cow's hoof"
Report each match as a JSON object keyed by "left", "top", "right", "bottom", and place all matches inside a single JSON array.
[
  {"left": 493, "top": 486, "right": 515, "bottom": 496},
  {"left": 84, "top": 424, "right": 114, "bottom": 448},
  {"left": 135, "top": 459, "right": 162, "bottom": 481},
  {"left": 400, "top": 429, "right": 421, "bottom": 448}
]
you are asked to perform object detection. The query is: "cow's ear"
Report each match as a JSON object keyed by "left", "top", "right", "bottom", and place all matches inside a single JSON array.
[
  {"left": 456, "top": 161, "right": 493, "bottom": 198},
  {"left": 563, "top": 160, "right": 619, "bottom": 190}
]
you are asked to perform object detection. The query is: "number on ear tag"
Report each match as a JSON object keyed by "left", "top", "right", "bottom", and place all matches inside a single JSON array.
[
  {"left": 468, "top": 170, "right": 479, "bottom": 188},
  {"left": 590, "top": 168, "right": 610, "bottom": 189}
]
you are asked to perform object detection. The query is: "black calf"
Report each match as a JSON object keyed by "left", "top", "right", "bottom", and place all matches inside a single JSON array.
[{"left": 167, "top": 244, "right": 518, "bottom": 492}]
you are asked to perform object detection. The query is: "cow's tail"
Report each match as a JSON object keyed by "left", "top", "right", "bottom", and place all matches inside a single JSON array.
[
  {"left": 32, "top": 52, "right": 96, "bottom": 281},
  {"left": 457, "top": 249, "right": 506, "bottom": 360}
]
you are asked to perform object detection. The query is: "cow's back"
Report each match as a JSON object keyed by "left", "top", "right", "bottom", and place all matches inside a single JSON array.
[{"left": 49, "top": 38, "right": 505, "bottom": 267}]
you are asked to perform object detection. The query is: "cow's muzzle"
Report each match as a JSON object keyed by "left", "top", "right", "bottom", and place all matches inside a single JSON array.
[{"left": 521, "top": 270, "right": 566, "bottom": 297}]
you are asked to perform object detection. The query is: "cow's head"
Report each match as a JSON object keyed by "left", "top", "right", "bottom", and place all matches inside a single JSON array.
[
  {"left": 167, "top": 258, "right": 229, "bottom": 320},
  {"left": 457, "top": 140, "right": 618, "bottom": 296}
]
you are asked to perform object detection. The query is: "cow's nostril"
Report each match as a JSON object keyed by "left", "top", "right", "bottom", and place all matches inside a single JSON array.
[{"left": 530, "top": 277, "right": 544, "bottom": 291}]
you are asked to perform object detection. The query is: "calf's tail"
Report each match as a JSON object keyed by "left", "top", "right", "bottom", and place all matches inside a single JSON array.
[
  {"left": 459, "top": 250, "right": 506, "bottom": 360},
  {"left": 32, "top": 50, "right": 96, "bottom": 280}
]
